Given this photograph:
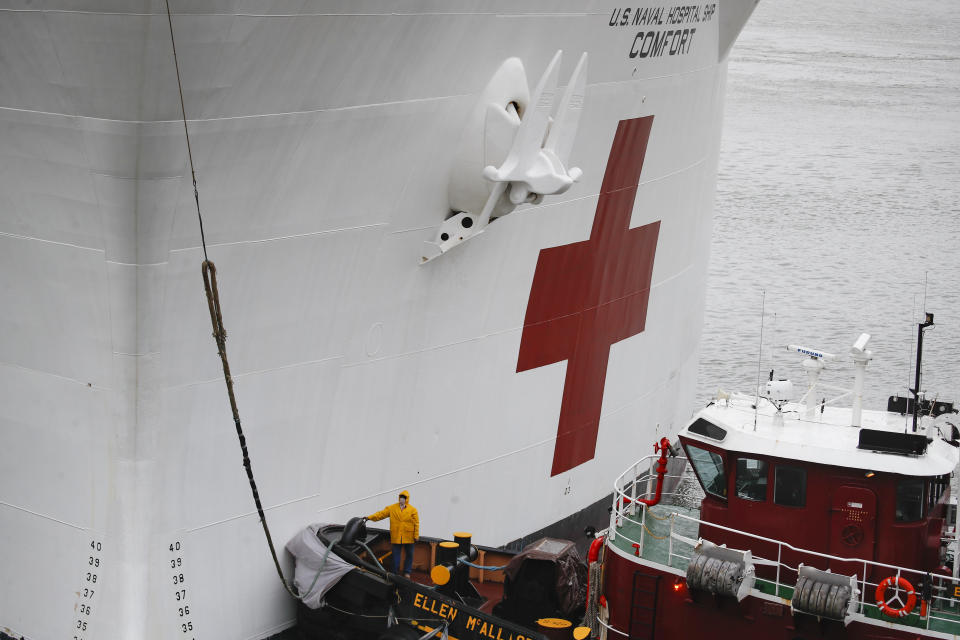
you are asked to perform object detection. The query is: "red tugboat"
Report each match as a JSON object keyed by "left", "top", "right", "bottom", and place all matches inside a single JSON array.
[{"left": 593, "top": 322, "right": 960, "bottom": 639}]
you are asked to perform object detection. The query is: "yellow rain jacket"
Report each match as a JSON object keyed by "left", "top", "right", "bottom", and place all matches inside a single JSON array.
[{"left": 368, "top": 490, "right": 420, "bottom": 544}]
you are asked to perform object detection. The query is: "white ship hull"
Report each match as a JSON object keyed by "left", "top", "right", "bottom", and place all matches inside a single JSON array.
[{"left": 0, "top": 2, "right": 755, "bottom": 638}]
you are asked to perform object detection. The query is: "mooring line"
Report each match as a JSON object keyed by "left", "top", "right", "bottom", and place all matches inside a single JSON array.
[{"left": 165, "top": 0, "right": 298, "bottom": 599}]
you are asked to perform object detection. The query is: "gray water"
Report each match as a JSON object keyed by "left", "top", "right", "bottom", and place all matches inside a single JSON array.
[{"left": 697, "top": 0, "right": 960, "bottom": 413}]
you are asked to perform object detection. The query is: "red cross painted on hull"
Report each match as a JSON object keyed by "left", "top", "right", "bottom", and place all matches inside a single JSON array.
[{"left": 517, "top": 116, "right": 660, "bottom": 477}]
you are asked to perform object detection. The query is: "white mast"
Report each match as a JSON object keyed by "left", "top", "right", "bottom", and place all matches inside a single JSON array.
[{"left": 850, "top": 334, "right": 872, "bottom": 428}]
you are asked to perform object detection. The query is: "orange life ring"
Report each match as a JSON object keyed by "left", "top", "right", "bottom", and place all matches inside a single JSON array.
[{"left": 875, "top": 576, "right": 917, "bottom": 618}]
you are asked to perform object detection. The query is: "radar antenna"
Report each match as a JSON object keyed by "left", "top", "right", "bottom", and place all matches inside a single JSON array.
[{"left": 786, "top": 344, "right": 836, "bottom": 420}]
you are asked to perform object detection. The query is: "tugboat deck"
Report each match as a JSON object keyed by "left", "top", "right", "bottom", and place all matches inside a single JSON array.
[
  {"left": 610, "top": 502, "right": 700, "bottom": 571},
  {"left": 612, "top": 502, "right": 960, "bottom": 637}
]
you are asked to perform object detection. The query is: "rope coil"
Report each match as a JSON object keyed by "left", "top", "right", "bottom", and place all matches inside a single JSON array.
[
  {"left": 640, "top": 522, "right": 670, "bottom": 540},
  {"left": 644, "top": 507, "right": 671, "bottom": 521}
]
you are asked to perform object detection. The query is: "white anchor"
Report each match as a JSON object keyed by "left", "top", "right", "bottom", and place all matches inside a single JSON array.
[
  {"left": 422, "top": 51, "right": 588, "bottom": 263},
  {"left": 481, "top": 50, "right": 587, "bottom": 214}
]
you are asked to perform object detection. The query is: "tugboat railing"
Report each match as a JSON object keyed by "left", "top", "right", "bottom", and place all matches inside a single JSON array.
[
  {"left": 612, "top": 453, "right": 960, "bottom": 633},
  {"left": 611, "top": 453, "right": 689, "bottom": 554}
]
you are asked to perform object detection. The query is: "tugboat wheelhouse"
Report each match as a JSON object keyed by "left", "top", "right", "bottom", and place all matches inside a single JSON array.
[{"left": 592, "top": 330, "right": 960, "bottom": 639}]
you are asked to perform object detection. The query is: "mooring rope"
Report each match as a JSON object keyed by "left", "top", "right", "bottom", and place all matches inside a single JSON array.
[
  {"left": 201, "top": 256, "right": 298, "bottom": 599},
  {"left": 458, "top": 559, "right": 508, "bottom": 571},
  {"left": 165, "top": 1, "right": 297, "bottom": 599},
  {"left": 164, "top": 0, "right": 208, "bottom": 263}
]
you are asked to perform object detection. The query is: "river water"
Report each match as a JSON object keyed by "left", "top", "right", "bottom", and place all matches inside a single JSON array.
[{"left": 697, "top": 0, "right": 960, "bottom": 413}]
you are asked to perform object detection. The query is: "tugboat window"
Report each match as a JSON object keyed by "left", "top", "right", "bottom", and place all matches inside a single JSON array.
[
  {"left": 685, "top": 445, "right": 727, "bottom": 499},
  {"left": 774, "top": 466, "right": 806, "bottom": 507},
  {"left": 736, "top": 458, "right": 769, "bottom": 501},
  {"left": 688, "top": 418, "right": 727, "bottom": 441},
  {"left": 896, "top": 478, "right": 925, "bottom": 522}
]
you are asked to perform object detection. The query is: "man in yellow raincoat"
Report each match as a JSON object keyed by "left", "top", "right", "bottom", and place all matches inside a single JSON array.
[{"left": 366, "top": 490, "right": 419, "bottom": 577}]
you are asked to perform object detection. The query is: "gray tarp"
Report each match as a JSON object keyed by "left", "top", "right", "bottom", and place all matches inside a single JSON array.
[{"left": 285, "top": 523, "right": 355, "bottom": 609}]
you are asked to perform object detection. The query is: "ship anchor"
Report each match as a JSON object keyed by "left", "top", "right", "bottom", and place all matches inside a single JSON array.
[{"left": 422, "top": 50, "right": 588, "bottom": 263}]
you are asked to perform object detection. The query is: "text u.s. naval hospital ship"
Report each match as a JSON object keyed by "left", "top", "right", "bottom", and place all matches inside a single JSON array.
[{"left": 0, "top": 1, "right": 756, "bottom": 638}]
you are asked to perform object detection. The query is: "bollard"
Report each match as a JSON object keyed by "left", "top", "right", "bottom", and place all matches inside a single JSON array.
[
  {"left": 454, "top": 532, "right": 472, "bottom": 558},
  {"left": 431, "top": 542, "right": 460, "bottom": 585},
  {"left": 536, "top": 618, "right": 572, "bottom": 640},
  {"left": 431, "top": 535, "right": 482, "bottom": 605}
]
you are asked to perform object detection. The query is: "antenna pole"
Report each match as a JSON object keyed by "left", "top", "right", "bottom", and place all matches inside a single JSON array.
[
  {"left": 912, "top": 312, "right": 935, "bottom": 432},
  {"left": 754, "top": 290, "right": 765, "bottom": 431}
]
